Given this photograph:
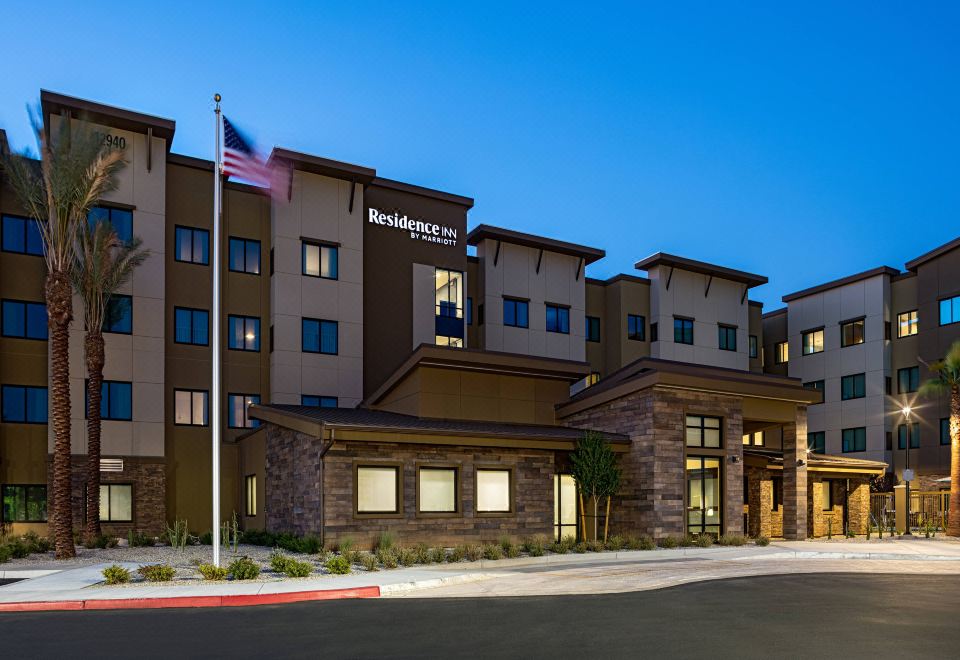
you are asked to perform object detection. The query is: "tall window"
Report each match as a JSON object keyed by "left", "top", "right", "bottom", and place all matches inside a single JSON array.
[
  {"left": 466, "top": 297, "right": 473, "bottom": 325},
  {"left": 174, "top": 308, "right": 209, "bottom": 345},
  {"left": 228, "top": 315, "right": 260, "bottom": 351},
  {"left": 174, "top": 226, "right": 209, "bottom": 265},
  {"left": 808, "top": 431, "right": 825, "bottom": 454},
  {"left": 685, "top": 415, "right": 721, "bottom": 448},
  {"left": 87, "top": 381, "right": 132, "bottom": 421},
  {"left": 174, "top": 389, "right": 208, "bottom": 426},
  {"left": 503, "top": 298, "right": 528, "bottom": 328},
  {"left": 686, "top": 456, "right": 721, "bottom": 535},
  {"left": 897, "top": 310, "right": 918, "bottom": 337},
  {"left": 772, "top": 477, "right": 783, "bottom": 511},
  {"left": 775, "top": 341, "right": 788, "bottom": 364},
  {"left": 585, "top": 316, "right": 600, "bottom": 342},
  {"left": 942, "top": 418, "right": 951, "bottom": 446},
  {"left": 99, "top": 484, "right": 132, "bottom": 522},
  {"left": 245, "top": 475, "right": 257, "bottom": 517},
  {"left": 2, "top": 214, "right": 43, "bottom": 255},
  {"left": 749, "top": 335, "right": 758, "bottom": 358},
  {"left": 1, "top": 385, "right": 48, "bottom": 423},
  {"left": 476, "top": 469, "right": 512, "bottom": 513},
  {"left": 228, "top": 237, "right": 261, "bottom": 274},
  {"left": 418, "top": 467, "right": 458, "bottom": 513},
  {"left": 897, "top": 366, "right": 919, "bottom": 394},
  {"left": 554, "top": 474, "right": 578, "bottom": 541},
  {"left": 2, "top": 300, "right": 47, "bottom": 340},
  {"left": 718, "top": 325, "right": 736, "bottom": 351},
  {"left": 898, "top": 423, "right": 920, "bottom": 449},
  {"left": 302, "top": 395, "right": 337, "bottom": 408},
  {"left": 435, "top": 268, "right": 464, "bottom": 347},
  {"left": 1, "top": 485, "right": 47, "bottom": 522},
  {"left": 841, "top": 373, "right": 866, "bottom": 400},
  {"left": 802, "top": 328, "right": 824, "bottom": 355},
  {"left": 546, "top": 304, "right": 570, "bottom": 334},
  {"left": 227, "top": 393, "right": 260, "bottom": 429},
  {"left": 88, "top": 206, "right": 132, "bottom": 243},
  {"left": 840, "top": 319, "right": 865, "bottom": 347},
  {"left": 940, "top": 295, "right": 960, "bottom": 326},
  {"left": 674, "top": 318, "right": 693, "bottom": 345},
  {"left": 650, "top": 322, "right": 658, "bottom": 342},
  {"left": 820, "top": 481, "right": 833, "bottom": 511},
  {"left": 302, "top": 242, "right": 338, "bottom": 279},
  {"left": 628, "top": 314, "right": 645, "bottom": 341},
  {"left": 842, "top": 427, "right": 866, "bottom": 453},
  {"left": 103, "top": 295, "right": 132, "bottom": 334},
  {"left": 356, "top": 465, "right": 399, "bottom": 514},
  {"left": 302, "top": 318, "right": 338, "bottom": 354}
]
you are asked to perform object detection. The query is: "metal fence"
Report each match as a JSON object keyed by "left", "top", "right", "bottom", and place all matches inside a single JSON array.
[{"left": 870, "top": 490, "right": 950, "bottom": 531}]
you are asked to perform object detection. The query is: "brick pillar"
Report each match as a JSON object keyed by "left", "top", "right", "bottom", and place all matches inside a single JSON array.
[
  {"left": 724, "top": 414, "right": 744, "bottom": 535},
  {"left": 782, "top": 406, "right": 808, "bottom": 540},
  {"left": 847, "top": 479, "right": 870, "bottom": 534}
]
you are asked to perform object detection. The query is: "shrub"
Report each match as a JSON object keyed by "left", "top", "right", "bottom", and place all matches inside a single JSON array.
[
  {"left": 550, "top": 541, "right": 569, "bottom": 554},
  {"left": 524, "top": 536, "right": 547, "bottom": 557},
  {"left": 128, "top": 530, "right": 154, "bottom": 548},
  {"left": 198, "top": 531, "right": 213, "bottom": 545},
  {"left": 465, "top": 545, "right": 484, "bottom": 562},
  {"left": 325, "top": 555, "right": 351, "bottom": 575},
  {"left": 5, "top": 539, "right": 31, "bottom": 559},
  {"left": 22, "top": 531, "right": 52, "bottom": 554},
  {"left": 283, "top": 559, "right": 314, "bottom": 578},
  {"left": 277, "top": 533, "right": 322, "bottom": 555},
  {"left": 344, "top": 550, "right": 364, "bottom": 566},
  {"left": 605, "top": 535, "right": 626, "bottom": 551},
  {"left": 360, "top": 553, "right": 378, "bottom": 571},
  {"left": 377, "top": 548, "right": 399, "bottom": 569},
  {"left": 430, "top": 546, "right": 447, "bottom": 563},
  {"left": 694, "top": 534, "right": 714, "bottom": 548},
  {"left": 585, "top": 539, "right": 605, "bottom": 552},
  {"left": 336, "top": 537, "right": 355, "bottom": 553},
  {"left": 499, "top": 536, "right": 519, "bottom": 558},
  {"left": 448, "top": 545, "right": 467, "bottom": 563},
  {"left": 270, "top": 551, "right": 292, "bottom": 574},
  {"left": 658, "top": 536, "right": 679, "bottom": 549},
  {"left": 679, "top": 534, "right": 696, "bottom": 548},
  {"left": 754, "top": 535, "right": 770, "bottom": 547},
  {"left": 228, "top": 556, "right": 261, "bottom": 580},
  {"left": 413, "top": 543, "right": 431, "bottom": 564},
  {"left": 167, "top": 519, "right": 189, "bottom": 551},
  {"left": 84, "top": 534, "right": 118, "bottom": 550},
  {"left": 374, "top": 531, "right": 396, "bottom": 553},
  {"left": 137, "top": 564, "right": 176, "bottom": 582},
  {"left": 102, "top": 564, "right": 131, "bottom": 585},
  {"left": 716, "top": 534, "right": 747, "bottom": 547},
  {"left": 573, "top": 542, "right": 588, "bottom": 554},
  {"left": 197, "top": 563, "right": 228, "bottom": 580},
  {"left": 638, "top": 535, "right": 656, "bottom": 550},
  {"left": 397, "top": 547, "right": 417, "bottom": 567},
  {"left": 239, "top": 529, "right": 277, "bottom": 546},
  {"left": 0, "top": 545, "right": 13, "bottom": 563},
  {"left": 482, "top": 544, "right": 503, "bottom": 560}
]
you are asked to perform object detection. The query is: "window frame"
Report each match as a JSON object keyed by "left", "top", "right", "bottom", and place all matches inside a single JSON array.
[
  {"left": 415, "top": 464, "right": 461, "bottom": 517},
  {"left": 801, "top": 328, "right": 824, "bottom": 355},
  {"left": 173, "top": 388, "right": 209, "bottom": 427},
  {"left": 228, "top": 237, "right": 261, "bottom": 275},
  {"left": 1, "top": 299, "right": 47, "bottom": 340},
  {"left": 85, "top": 380, "right": 133, "bottom": 421},
  {"left": 474, "top": 466, "right": 514, "bottom": 516},
  {"left": 301, "top": 240, "right": 339, "bottom": 280},
  {"left": 748, "top": 335, "right": 758, "bottom": 359},
  {"left": 502, "top": 298, "right": 529, "bottom": 329},
  {"left": 1, "top": 385, "right": 48, "bottom": 424},
  {"left": 301, "top": 395, "right": 337, "bottom": 408},
  {"left": 820, "top": 480, "right": 833, "bottom": 511},
  {"left": 103, "top": 294, "right": 133, "bottom": 335},
  {"left": 841, "top": 427, "right": 866, "bottom": 453},
  {"left": 774, "top": 341, "right": 788, "bottom": 364},
  {"left": 301, "top": 317, "right": 338, "bottom": 355},
  {"left": 585, "top": 316, "right": 601, "bottom": 343},
  {"left": 840, "top": 373, "right": 866, "bottom": 400},
  {"left": 1, "top": 214, "right": 44, "bottom": 256},
  {"left": 353, "top": 462, "right": 403, "bottom": 518},
  {"left": 897, "top": 366, "right": 919, "bottom": 394},
  {"left": 227, "top": 314, "right": 261, "bottom": 352},
  {"left": 940, "top": 295, "right": 960, "bottom": 326},
  {"left": 227, "top": 393, "right": 260, "bottom": 429},
  {"left": 674, "top": 317, "right": 694, "bottom": 345},
  {"left": 772, "top": 476, "right": 783, "bottom": 511},
  {"left": 99, "top": 483, "right": 134, "bottom": 522},
  {"left": 897, "top": 422, "right": 920, "bottom": 449},
  {"left": 685, "top": 414, "right": 722, "bottom": 449},
  {"left": 88, "top": 206, "right": 133, "bottom": 244},
  {"left": 545, "top": 303, "right": 570, "bottom": 334},
  {"left": 1, "top": 484, "right": 48, "bottom": 522},
  {"left": 174, "top": 307, "right": 210, "bottom": 346},
  {"left": 627, "top": 314, "right": 645, "bottom": 341},
  {"left": 718, "top": 324, "right": 737, "bottom": 352},
  {"left": 942, "top": 418, "right": 951, "bottom": 446},
  {"left": 808, "top": 431, "right": 825, "bottom": 454},
  {"left": 897, "top": 310, "right": 918, "bottom": 337},
  {"left": 174, "top": 225, "right": 210, "bottom": 266},
  {"left": 840, "top": 318, "right": 865, "bottom": 347}
]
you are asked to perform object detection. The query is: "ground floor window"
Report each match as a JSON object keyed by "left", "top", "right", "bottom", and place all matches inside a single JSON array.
[
  {"left": 245, "top": 475, "right": 257, "bottom": 517},
  {"left": 100, "top": 484, "right": 133, "bottom": 522},
  {"left": 772, "top": 476, "right": 783, "bottom": 510},
  {"left": 356, "top": 465, "right": 399, "bottom": 514},
  {"left": 1, "top": 484, "right": 47, "bottom": 522},
  {"left": 417, "top": 467, "right": 458, "bottom": 513},
  {"left": 686, "top": 456, "right": 721, "bottom": 535},
  {"left": 820, "top": 480, "right": 833, "bottom": 511},
  {"left": 476, "top": 468, "right": 512, "bottom": 513},
  {"left": 554, "top": 474, "right": 578, "bottom": 541}
]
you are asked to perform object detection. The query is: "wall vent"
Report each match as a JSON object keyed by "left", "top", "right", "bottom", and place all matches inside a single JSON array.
[{"left": 100, "top": 458, "right": 124, "bottom": 473}]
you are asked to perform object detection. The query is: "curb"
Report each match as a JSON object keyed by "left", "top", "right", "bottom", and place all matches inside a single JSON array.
[
  {"left": 0, "top": 585, "right": 380, "bottom": 613},
  {"left": 379, "top": 573, "right": 492, "bottom": 596}
]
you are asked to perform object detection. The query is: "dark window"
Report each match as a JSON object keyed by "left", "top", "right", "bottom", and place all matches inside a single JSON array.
[
  {"left": 85, "top": 381, "right": 132, "bottom": 421},
  {"left": 2, "top": 214, "right": 43, "bottom": 255},
  {"left": 585, "top": 316, "right": 600, "bottom": 342},
  {"left": 1, "top": 385, "right": 48, "bottom": 423},
  {"left": 772, "top": 477, "right": 783, "bottom": 510},
  {"left": 1, "top": 485, "right": 47, "bottom": 522},
  {"left": 841, "top": 373, "right": 866, "bottom": 400},
  {"left": 802, "top": 329, "right": 824, "bottom": 355},
  {"left": 943, "top": 418, "right": 952, "bottom": 446},
  {"left": 302, "top": 395, "right": 337, "bottom": 408},
  {"left": 269, "top": 324, "right": 274, "bottom": 353},
  {"left": 885, "top": 377, "right": 892, "bottom": 395},
  {"left": 466, "top": 297, "right": 473, "bottom": 325},
  {"left": 228, "top": 237, "right": 261, "bottom": 274},
  {"left": 650, "top": 322, "right": 658, "bottom": 342},
  {"left": 897, "top": 366, "right": 919, "bottom": 394},
  {"left": 628, "top": 315, "right": 645, "bottom": 341},
  {"left": 174, "top": 226, "right": 209, "bottom": 265},
  {"left": 477, "top": 303, "right": 484, "bottom": 326},
  {"left": 503, "top": 298, "right": 528, "bottom": 328},
  {"left": 842, "top": 427, "right": 866, "bottom": 453},
  {"left": 674, "top": 318, "right": 693, "bottom": 345},
  {"left": 174, "top": 307, "right": 209, "bottom": 345},
  {"left": 546, "top": 304, "right": 569, "bottom": 334},
  {"left": 940, "top": 296, "right": 960, "bottom": 326},
  {"left": 302, "top": 318, "right": 338, "bottom": 354},
  {"left": 685, "top": 414, "right": 721, "bottom": 448},
  {"left": 88, "top": 206, "right": 132, "bottom": 243},
  {"left": 804, "top": 380, "right": 825, "bottom": 393},
  {"left": 808, "top": 431, "right": 825, "bottom": 454},
  {"left": 775, "top": 341, "right": 788, "bottom": 364},
  {"left": 100, "top": 484, "right": 133, "bottom": 522},
  {"left": 898, "top": 423, "right": 920, "bottom": 449},
  {"left": 103, "top": 295, "right": 132, "bottom": 334},
  {"left": 302, "top": 242, "right": 338, "bottom": 279},
  {"left": 228, "top": 393, "right": 260, "bottom": 429},
  {"left": 886, "top": 432, "right": 893, "bottom": 451},
  {"left": 718, "top": 325, "right": 736, "bottom": 351},
  {"left": 840, "top": 319, "right": 865, "bottom": 347},
  {"left": 749, "top": 335, "right": 758, "bottom": 359},
  {"left": 228, "top": 315, "right": 260, "bottom": 351},
  {"left": 2, "top": 300, "right": 47, "bottom": 340}
]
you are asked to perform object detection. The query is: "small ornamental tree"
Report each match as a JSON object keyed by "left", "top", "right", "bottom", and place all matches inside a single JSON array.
[{"left": 570, "top": 431, "right": 622, "bottom": 542}]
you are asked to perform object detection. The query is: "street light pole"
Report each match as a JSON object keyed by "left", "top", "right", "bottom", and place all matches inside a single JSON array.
[{"left": 902, "top": 406, "right": 913, "bottom": 537}]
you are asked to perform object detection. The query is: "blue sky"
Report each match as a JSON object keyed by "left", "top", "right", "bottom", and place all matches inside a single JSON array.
[{"left": 3, "top": 2, "right": 957, "bottom": 307}]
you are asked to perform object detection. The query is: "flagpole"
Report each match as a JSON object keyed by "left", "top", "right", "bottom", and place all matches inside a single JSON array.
[{"left": 212, "top": 93, "right": 223, "bottom": 567}]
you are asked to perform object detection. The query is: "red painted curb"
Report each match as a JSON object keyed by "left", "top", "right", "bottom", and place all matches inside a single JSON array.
[{"left": 0, "top": 585, "right": 381, "bottom": 613}]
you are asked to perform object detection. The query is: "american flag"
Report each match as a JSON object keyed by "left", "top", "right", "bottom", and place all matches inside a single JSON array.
[{"left": 223, "top": 116, "right": 272, "bottom": 186}]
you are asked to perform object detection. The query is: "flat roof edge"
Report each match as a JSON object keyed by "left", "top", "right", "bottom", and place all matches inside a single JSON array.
[
  {"left": 370, "top": 177, "right": 474, "bottom": 208},
  {"left": 904, "top": 235, "right": 960, "bottom": 272},
  {"left": 634, "top": 252, "right": 768, "bottom": 288},
  {"left": 782, "top": 266, "right": 900, "bottom": 302},
  {"left": 466, "top": 224, "right": 605, "bottom": 264},
  {"left": 269, "top": 147, "right": 376, "bottom": 184},
  {"left": 41, "top": 89, "right": 176, "bottom": 146}
]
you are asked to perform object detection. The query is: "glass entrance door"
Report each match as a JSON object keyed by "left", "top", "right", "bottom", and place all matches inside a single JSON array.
[
  {"left": 686, "top": 456, "right": 721, "bottom": 535},
  {"left": 554, "top": 474, "right": 578, "bottom": 541}
]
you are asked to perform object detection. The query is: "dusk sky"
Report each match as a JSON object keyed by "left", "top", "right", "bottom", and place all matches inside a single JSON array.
[{"left": 3, "top": 2, "right": 957, "bottom": 308}]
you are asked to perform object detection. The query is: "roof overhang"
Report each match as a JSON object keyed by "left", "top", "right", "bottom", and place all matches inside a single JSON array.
[
  {"left": 904, "top": 235, "right": 960, "bottom": 272},
  {"left": 782, "top": 266, "right": 900, "bottom": 303},
  {"left": 466, "top": 224, "right": 605, "bottom": 265},
  {"left": 744, "top": 448, "right": 886, "bottom": 476},
  {"left": 634, "top": 252, "right": 767, "bottom": 288},
  {"left": 41, "top": 89, "right": 176, "bottom": 149},
  {"left": 370, "top": 177, "right": 474, "bottom": 208},
  {"left": 268, "top": 147, "right": 376, "bottom": 184}
]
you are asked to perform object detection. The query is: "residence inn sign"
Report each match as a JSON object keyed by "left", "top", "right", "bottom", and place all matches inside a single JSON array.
[{"left": 368, "top": 207, "right": 459, "bottom": 246}]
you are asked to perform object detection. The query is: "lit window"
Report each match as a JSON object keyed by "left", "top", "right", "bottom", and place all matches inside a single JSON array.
[
  {"left": 718, "top": 325, "right": 736, "bottom": 351},
  {"left": 820, "top": 481, "right": 833, "bottom": 511},
  {"left": 99, "top": 484, "right": 132, "bottom": 522},
  {"left": 302, "top": 242, "right": 338, "bottom": 279},
  {"left": 840, "top": 319, "right": 864, "bottom": 347},
  {"left": 841, "top": 427, "right": 866, "bottom": 452},
  {"left": 435, "top": 268, "right": 464, "bottom": 345},
  {"left": 841, "top": 373, "right": 866, "bottom": 400},
  {"left": 940, "top": 296, "right": 960, "bottom": 326},
  {"left": 476, "top": 469, "right": 511, "bottom": 513},
  {"left": 88, "top": 207, "right": 132, "bottom": 243},
  {"left": 2, "top": 300, "right": 47, "bottom": 340},
  {"left": 1, "top": 385, "right": 48, "bottom": 423},
  {"left": 749, "top": 335, "right": 758, "bottom": 358},
  {"left": 898, "top": 423, "right": 920, "bottom": 449},
  {"left": 775, "top": 341, "right": 788, "bottom": 364},
  {"left": 228, "top": 315, "right": 260, "bottom": 351},
  {"left": 686, "top": 415, "right": 721, "bottom": 448},
  {"left": 546, "top": 304, "right": 570, "bottom": 334},
  {"left": 227, "top": 393, "right": 260, "bottom": 429},
  {"left": 103, "top": 295, "right": 132, "bottom": 334},
  {"left": 174, "top": 389, "right": 208, "bottom": 426},
  {"left": 356, "top": 466, "right": 399, "bottom": 514},
  {"left": 585, "top": 316, "right": 600, "bottom": 342},
  {"left": 175, "top": 226, "right": 209, "bottom": 265},
  {"left": 897, "top": 310, "right": 918, "bottom": 337},
  {"left": 245, "top": 475, "right": 257, "bottom": 517},
  {"left": 741, "top": 431, "right": 763, "bottom": 446},
  {"left": 86, "top": 381, "right": 132, "bottom": 421},
  {"left": 802, "top": 329, "right": 824, "bottom": 355},
  {"left": 808, "top": 431, "right": 825, "bottom": 454},
  {"left": 628, "top": 314, "right": 645, "bottom": 341},
  {"left": 1, "top": 485, "right": 47, "bottom": 522},
  {"left": 301, "top": 395, "right": 337, "bottom": 408},
  {"left": 302, "top": 318, "right": 338, "bottom": 354},
  {"left": 674, "top": 318, "right": 694, "bottom": 345},
  {"left": 418, "top": 467, "right": 457, "bottom": 513},
  {"left": 503, "top": 298, "right": 528, "bottom": 328},
  {"left": 897, "top": 366, "right": 919, "bottom": 394},
  {"left": 174, "top": 308, "right": 209, "bottom": 345},
  {"left": 2, "top": 214, "right": 43, "bottom": 255},
  {"left": 228, "top": 237, "right": 260, "bottom": 274}
]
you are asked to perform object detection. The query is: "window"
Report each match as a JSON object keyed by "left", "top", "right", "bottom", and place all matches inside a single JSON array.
[
  {"left": 228, "top": 315, "right": 260, "bottom": 351},
  {"left": 554, "top": 474, "right": 578, "bottom": 541},
  {"left": 718, "top": 325, "right": 736, "bottom": 351},
  {"left": 103, "top": 295, "right": 132, "bottom": 334},
  {"left": 585, "top": 316, "right": 600, "bottom": 342},
  {"left": 841, "top": 373, "right": 866, "bottom": 400},
  {"left": 86, "top": 381, "right": 132, "bottom": 421},
  {"left": 940, "top": 295, "right": 960, "bottom": 326},
  {"left": 820, "top": 481, "right": 833, "bottom": 511},
  {"left": 772, "top": 477, "right": 783, "bottom": 511},
  {"left": 302, "top": 395, "right": 337, "bottom": 408},
  {"left": 2, "top": 300, "right": 47, "bottom": 340},
  {"left": 804, "top": 380, "right": 825, "bottom": 393},
  {"left": 943, "top": 418, "right": 952, "bottom": 446},
  {"left": 174, "top": 226, "right": 209, "bottom": 265},
  {"left": 842, "top": 427, "right": 866, "bottom": 453},
  {"left": 897, "top": 366, "right": 919, "bottom": 394},
  {"left": 898, "top": 423, "right": 920, "bottom": 449},
  {"left": 840, "top": 319, "right": 865, "bottom": 347},
  {"left": 897, "top": 310, "right": 918, "bottom": 337},
  {"left": 245, "top": 475, "right": 257, "bottom": 517},
  {"left": 775, "top": 341, "right": 788, "bottom": 364},
  {"left": 674, "top": 318, "right": 693, "bottom": 345},
  {"left": 685, "top": 415, "right": 721, "bottom": 448},
  {"left": 174, "top": 389, "right": 208, "bottom": 426},
  {"left": 89, "top": 206, "right": 133, "bottom": 243},
  {"left": 1, "top": 385, "right": 48, "bottom": 423},
  {"left": 749, "top": 335, "right": 758, "bottom": 358},
  {"left": 466, "top": 297, "right": 473, "bottom": 325},
  {"left": 2, "top": 214, "right": 43, "bottom": 255},
  {"left": 1, "top": 485, "right": 47, "bottom": 522},
  {"left": 302, "top": 318, "right": 338, "bottom": 354},
  {"left": 228, "top": 237, "right": 261, "bottom": 274},
  {"left": 476, "top": 469, "right": 511, "bottom": 513},
  {"left": 503, "top": 298, "right": 528, "bottom": 328},
  {"left": 174, "top": 307, "right": 209, "bottom": 346},
  {"left": 435, "top": 268, "right": 464, "bottom": 347},
  {"left": 686, "top": 456, "right": 721, "bottom": 535},
  {"left": 808, "top": 431, "right": 825, "bottom": 454},
  {"left": 627, "top": 314, "right": 645, "bottom": 341},
  {"left": 302, "top": 242, "right": 338, "bottom": 279},
  {"left": 546, "top": 304, "right": 570, "bottom": 334},
  {"left": 650, "top": 322, "right": 658, "bottom": 342},
  {"left": 802, "top": 328, "right": 824, "bottom": 355},
  {"left": 741, "top": 431, "right": 763, "bottom": 446},
  {"left": 227, "top": 393, "right": 260, "bottom": 429},
  {"left": 477, "top": 303, "right": 484, "bottom": 326},
  {"left": 99, "top": 484, "right": 132, "bottom": 522},
  {"left": 418, "top": 467, "right": 458, "bottom": 513},
  {"left": 356, "top": 465, "right": 399, "bottom": 514}
]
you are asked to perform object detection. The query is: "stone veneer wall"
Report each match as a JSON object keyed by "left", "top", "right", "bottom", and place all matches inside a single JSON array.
[
  {"left": 745, "top": 466, "right": 783, "bottom": 538},
  {"left": 808, "top": 475, "right": 871, "bottom": 537}
]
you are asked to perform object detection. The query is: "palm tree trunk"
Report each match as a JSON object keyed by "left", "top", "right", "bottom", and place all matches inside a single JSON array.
[
  {"left": 47, "top": 271, "right": 75, "bottom": 559},
  {"left": 948, "top": 384, "right": 960, "bottom": 538},
  {"left": 85, "top": 332, "right": 105, "bottom": 542}
]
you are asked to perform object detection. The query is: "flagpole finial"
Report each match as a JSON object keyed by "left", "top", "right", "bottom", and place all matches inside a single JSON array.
[{"left": 214, "top": 93, "right": 221, "bottom": 103}]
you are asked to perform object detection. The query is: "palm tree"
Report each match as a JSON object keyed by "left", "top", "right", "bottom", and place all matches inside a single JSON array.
[
  {"left": 920, "top": 340, "right": 960, "bottom": 537},
  {"left": 72, "top": 222, "right": 148, "bottom": 542},
  {"left": 2, "top": 112, "right": 124, "bottom": 558}
]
